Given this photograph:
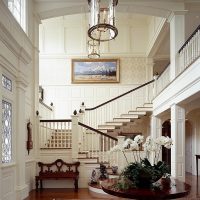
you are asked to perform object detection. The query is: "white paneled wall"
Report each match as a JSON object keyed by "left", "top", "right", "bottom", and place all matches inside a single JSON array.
[
  {"left": 40, "top": 56, "right": 152, "bottom": 118},
  {"left": 39, "top": 13, "right": 152, "bottom": 56},
  {"left": 39, "top": 14, "right": 160, "bottom": 119},
  {"left": 42, "top": 84, "right": 148, "bottom": 119},
  {"left": 1, "top": 166, "right": 16, "bottom": 200}
]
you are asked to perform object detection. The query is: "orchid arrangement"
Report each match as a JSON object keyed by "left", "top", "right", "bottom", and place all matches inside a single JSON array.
[
  {"left": 109, "top": 135, "right": 173, "bottom": 188},
  {"left": 110, "top": 135, "right": 172, "bottom": 165}
]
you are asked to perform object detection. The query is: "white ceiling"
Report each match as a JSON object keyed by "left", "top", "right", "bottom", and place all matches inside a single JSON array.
[
  {"left": 34, "top": 0, "right": 197, "bottom": 20},
  {"left": 35, "top": 0, "right": 200, "bottom": 74}
]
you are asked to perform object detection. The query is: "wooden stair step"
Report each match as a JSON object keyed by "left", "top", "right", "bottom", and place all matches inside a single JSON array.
[
  {"left": 120, "top": 114, "right": 139, "bottom": 118},
  {"left": 98, "top": 125, "right": 116, "bottom": 129},
  {"left": 128, "top": 111, "right": 146, "bottom": 115},
  {"left": 105, "top": 122, "right": 123, "bottom": 126},
  {"left": 113, "top": 118, "right": 131, "bottom": 122},
  {"left": 143, "top": 103, "right": 153, "bottom": 107},
  {"left": 136, "top": 107, "right": 153, "bottom": 111}
]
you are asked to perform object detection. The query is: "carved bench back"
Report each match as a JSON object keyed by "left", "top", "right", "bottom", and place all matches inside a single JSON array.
[{"left": 38, "top": 159, "right": 80, "bottom": 177}]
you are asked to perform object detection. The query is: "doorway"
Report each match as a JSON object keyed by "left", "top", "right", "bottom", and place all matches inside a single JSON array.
[
  {"left": 162, "top": 120, "right": 171, "bottom": 169},
  {"left": 185, "top": 120, "right": 192, "bottom": 173}
]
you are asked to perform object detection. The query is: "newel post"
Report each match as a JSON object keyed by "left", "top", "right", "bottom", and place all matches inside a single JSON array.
[
  {"left": 78, "top": 109, "right": 84, "bottom": 152},
  {"left": 71, "top": 110, "right": 79, "bottom": 161},
  {"left": 117, "top": 136, "right": 126, "bottom": 172}
]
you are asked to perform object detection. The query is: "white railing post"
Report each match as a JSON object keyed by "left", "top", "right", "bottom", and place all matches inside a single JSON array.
[
  {"left": 117, "top": 136, "right": 125, "bottom": 172},
  {"left": 71, "top": 111, "right": 79, "bottom": 161},
  {"left": 78, "top": 109, "right": 84, "bottom": 152}
]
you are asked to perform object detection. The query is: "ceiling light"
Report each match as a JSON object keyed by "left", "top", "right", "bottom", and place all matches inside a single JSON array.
[{"left": 88, "top": 0, "right": 118, "bottom": 42}]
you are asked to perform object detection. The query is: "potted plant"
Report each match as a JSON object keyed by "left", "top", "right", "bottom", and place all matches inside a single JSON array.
[{"left": 109, "top": 135, "right": 173, "bottom": 189}]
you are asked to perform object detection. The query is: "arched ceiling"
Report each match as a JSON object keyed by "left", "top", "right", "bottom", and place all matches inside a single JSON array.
[{"left": 34, "top": 0, "right": 193, "bottom": 20}]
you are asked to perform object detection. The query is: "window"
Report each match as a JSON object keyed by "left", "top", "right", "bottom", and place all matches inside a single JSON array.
[
  {"left": 2, "top": 100, "right": 12, "bottom": 163},
  {"left": 2, "top": 75, "right": 12, "bottom": 91},
  {"left": 7, "top": 0, "right": 26, "bottom": 31}
]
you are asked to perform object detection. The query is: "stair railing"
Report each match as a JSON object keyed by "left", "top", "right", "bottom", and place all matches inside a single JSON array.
[
  {"left": 78, "top": 122, "right": 118, "bottom": 163},
  {"left": 80, "top": 79, "right": 155, "bottom": 130},
  {"left": 178, "top": 25, "right": 200, "bottom": 76},
  {"left": 39, "top": 100, "right": 54, "bottom": 119},
  {"left": 39, "top": 119, "right": 72, "bottom": 149}
]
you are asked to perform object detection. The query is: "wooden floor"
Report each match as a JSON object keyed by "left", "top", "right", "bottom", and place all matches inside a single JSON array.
[{"left": 25, "top": 174, "right": 200, "bottom": 200}]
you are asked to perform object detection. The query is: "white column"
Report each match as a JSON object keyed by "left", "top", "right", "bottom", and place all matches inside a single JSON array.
[
  {"left": 168, "top": 11, "right": 186, "bottom": 81},
  {"left": 145, "top": 58, "right": 154, "bottom": 103},
  {"left": 117, "top": 136, "right": 125, "bottom": 172},
  {"left": 150, "top": 115, "right": 162, "bottom": 139},
  {"left": 15, "top": 79, "right": 28, "bottom": 199},
  {"left": 171, "top": 104, "right": 185, "bottom": 181},
  {"left": 150, "top": 115, "right": 162, "bottom": 164},
  {"left": 71, "top": 113, "right": 79, "bottom": 161}
]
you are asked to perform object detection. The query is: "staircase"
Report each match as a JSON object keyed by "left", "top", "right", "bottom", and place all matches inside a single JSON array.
[
  {"left": 97, "top": 103, "right": 153, "bottom": 136},
  {"left": 38, "top": 79, "right": 155, "bottom": 188}
]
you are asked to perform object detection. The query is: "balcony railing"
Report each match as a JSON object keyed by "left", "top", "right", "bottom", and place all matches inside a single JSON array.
[
  {"left": 154, "top": 64, "right": 170, "bottom": 97},
  {"left": 178, "top": 25, "right": 200, "bottom": 76}
]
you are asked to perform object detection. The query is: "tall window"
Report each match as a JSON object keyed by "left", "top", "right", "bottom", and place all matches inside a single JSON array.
[
  {"left": 2, "top": 100, "right": 12, "bottom": 163},
  {"left": 7, "top": 0, "right": 26, "bottom": 31}
]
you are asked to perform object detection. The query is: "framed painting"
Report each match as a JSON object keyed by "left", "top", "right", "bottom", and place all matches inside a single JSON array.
[{"left": 71, "top": 58, "right": 120, "bottom": 83}]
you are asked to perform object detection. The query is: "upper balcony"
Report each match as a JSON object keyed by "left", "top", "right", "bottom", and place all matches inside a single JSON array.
[{"left": 153, "top": 25, "right": 200, "bottom": 115}]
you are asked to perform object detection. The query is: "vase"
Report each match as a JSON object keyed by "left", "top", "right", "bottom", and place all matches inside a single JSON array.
[{"left": 135, "top": 173, "right": 153, "bottom": 188}]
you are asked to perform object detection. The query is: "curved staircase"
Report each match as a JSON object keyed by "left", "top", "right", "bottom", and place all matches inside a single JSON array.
[{"left": 97, "top": 103, "right": 153, "bottom": 137}]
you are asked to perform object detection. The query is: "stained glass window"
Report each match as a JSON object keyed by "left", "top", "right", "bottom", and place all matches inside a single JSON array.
[
  {"left": 2, "top": 100, "right": 12, "bottom": 163},
  {"left": 2, "top": 75, "right": 12, "bottom": 91}
]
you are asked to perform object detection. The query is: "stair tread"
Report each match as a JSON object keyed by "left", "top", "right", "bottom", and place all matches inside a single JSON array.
[
  {"left": 121, "top": 114, "right": 139, "bottom": 118},
  {"left": 106, "top": 122, "right": 123, "bottom": 125}
]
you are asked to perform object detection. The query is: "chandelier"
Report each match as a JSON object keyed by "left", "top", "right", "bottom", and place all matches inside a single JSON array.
[
  {"left": 88, "top": 0, "right": 118, "bottom": 42},
  {"left": 88, "top": 39, "right": 100, "bottom": 58}
]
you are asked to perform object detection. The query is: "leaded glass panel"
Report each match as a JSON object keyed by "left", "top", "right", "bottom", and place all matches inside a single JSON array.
[
  {"left": 7, "top": 0, "right": 26, "bottom": 31},
  {"left": 2, "top": 100, "right": 12, "bottom": 163},
  {"left": 2, "top": 75, "right": 12, "bottom": 91}
]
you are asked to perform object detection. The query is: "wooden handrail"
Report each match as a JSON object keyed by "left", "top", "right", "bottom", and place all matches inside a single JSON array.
[
  {"left": 40, "top": 119, "right": 72, "bottom": 122},
  {"left": 85, "top": 79, "right": 155, "bottom": 111},
  {"left": 39, "top": 100, "right": 53, "bottom": 111},
  {"left": 178, "top": 24, "right": 200, "bottom": 53},
  {"left": 78, "top": 122, "right": 118, "bottom": 141}
]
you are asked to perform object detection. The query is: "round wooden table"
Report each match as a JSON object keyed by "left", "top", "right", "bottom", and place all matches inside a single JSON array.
[{"left": 101, "top": 178, "right": 191, "bottom": 200}]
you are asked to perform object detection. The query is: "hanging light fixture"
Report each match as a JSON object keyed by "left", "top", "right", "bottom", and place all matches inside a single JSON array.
[
  {"left": 88, "top": 39, "right": 100, "bottom": 58},
  {"left": 88, "top": 0, "right": 118, "bottom": 42}
]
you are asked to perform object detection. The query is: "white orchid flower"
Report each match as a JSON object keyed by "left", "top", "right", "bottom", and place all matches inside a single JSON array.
[
  {"left": 130, "top": 141, "right": 139, "bottom": 150},
  {"left": 134, "top": 135, "right": 144, "bottom": 144}
]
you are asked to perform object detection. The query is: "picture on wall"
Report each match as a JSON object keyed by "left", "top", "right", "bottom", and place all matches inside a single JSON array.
[{"left": 71, "top": 59, "right": 120, "bottom": 83}]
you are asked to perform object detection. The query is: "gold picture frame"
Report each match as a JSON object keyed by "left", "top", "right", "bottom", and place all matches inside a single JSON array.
[{"left": 71, "top": 58, "right": 120, "bottom": 83}]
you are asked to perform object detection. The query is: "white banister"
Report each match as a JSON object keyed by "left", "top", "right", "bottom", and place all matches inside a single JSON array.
[
  {"left": 81, "top": 82, "right": 153, "bottom": 130},
  {"left": 71, "top": 114, "right": 79, "bottom": 161},
  {"left": 178, "top": 27, "right": 200, "bottom": 77},
  {"left": 154, "top": 66, "right": 170, "bottom": 97},
  {"left": 39, "top": 120, "right": 72, "bottom": 149}
]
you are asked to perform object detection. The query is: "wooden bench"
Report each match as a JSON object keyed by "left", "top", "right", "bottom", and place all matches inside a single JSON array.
[{"left": 35, "top": 159, "right": 80, "bottom": 191}]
